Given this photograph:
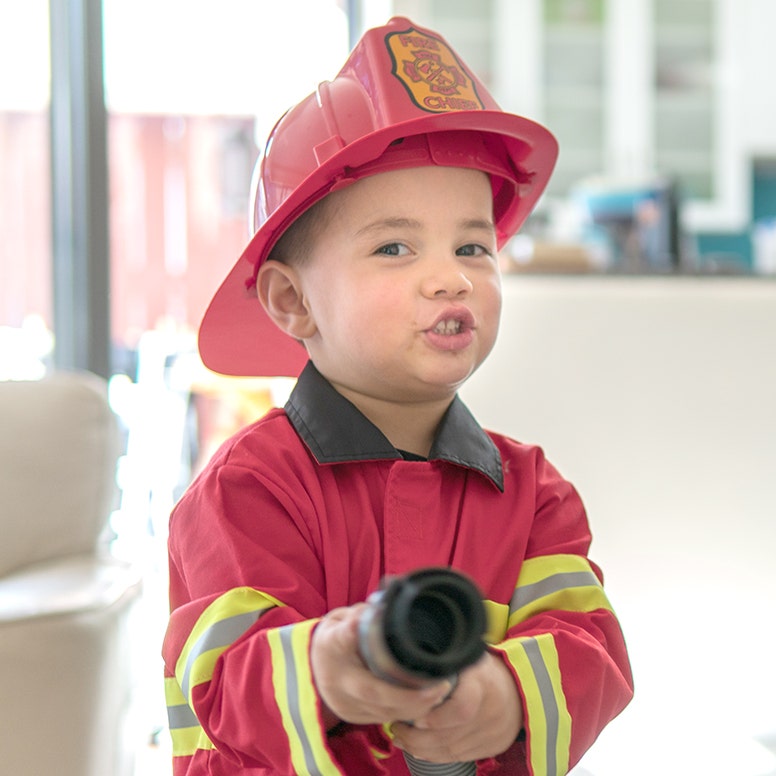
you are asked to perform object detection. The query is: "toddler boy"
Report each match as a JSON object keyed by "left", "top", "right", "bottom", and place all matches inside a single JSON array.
[{"left": 163, "top": 16, "right": 633, "bottom": 776}]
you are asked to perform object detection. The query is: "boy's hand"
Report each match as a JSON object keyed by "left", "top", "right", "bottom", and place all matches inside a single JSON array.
[
  {"left": 391, "top": 651, "right": 524, "bottom": 763},
  {"left": 311, "top": 605, "right": 452, "bottom": 728}
]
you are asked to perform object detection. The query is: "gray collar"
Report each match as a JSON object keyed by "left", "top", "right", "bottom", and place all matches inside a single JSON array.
[{"left": 285, "top": 362, "right": 504, "bottom": 491}]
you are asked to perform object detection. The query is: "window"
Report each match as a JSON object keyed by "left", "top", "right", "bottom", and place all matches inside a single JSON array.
[{"left": 0, "top": 0, "right": 52, "bottom": 379}]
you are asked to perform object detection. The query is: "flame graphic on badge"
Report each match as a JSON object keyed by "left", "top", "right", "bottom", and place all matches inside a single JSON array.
[{"left": 385, "top": 27, "right": 485, "bottom": 114}]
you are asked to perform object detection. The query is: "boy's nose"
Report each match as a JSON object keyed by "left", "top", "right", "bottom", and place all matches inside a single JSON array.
[{"left": 421, "top": 260, "right": 474, "bottom": 299}]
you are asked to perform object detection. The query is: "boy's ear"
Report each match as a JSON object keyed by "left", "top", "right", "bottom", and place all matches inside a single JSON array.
[{"left": 256, "top": 261, "right": 317, "bottom": 340}]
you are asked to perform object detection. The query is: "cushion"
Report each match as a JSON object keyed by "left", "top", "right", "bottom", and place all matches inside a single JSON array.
[{"left": 0, "top": 372, "right": 120, "bottom": 578}]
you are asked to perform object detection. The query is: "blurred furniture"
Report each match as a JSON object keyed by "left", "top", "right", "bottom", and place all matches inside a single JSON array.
[{"left": 0, "top": 371, "right": 143, "bottom": 776}]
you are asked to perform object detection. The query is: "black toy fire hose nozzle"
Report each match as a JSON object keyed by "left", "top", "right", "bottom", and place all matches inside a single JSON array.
[{"left": 357, "top": 567, "right": 488, "bottom": 776}]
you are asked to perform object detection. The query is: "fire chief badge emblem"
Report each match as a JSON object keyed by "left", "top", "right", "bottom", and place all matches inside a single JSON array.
[{"left": 385, "top": 26, "right": 485, "bottom": 114}]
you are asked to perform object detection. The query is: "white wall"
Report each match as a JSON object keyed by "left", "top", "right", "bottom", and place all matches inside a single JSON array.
[
  {"left": 739, "top": 0, "right": 776, "bottom": 156},
  {"left": 461, "top": 275, "right": 776, "bottom": 775}
]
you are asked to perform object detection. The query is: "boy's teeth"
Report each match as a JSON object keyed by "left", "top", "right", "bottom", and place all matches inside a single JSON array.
[{"left": 434, "top": 319, "right": 461, "bottom": 335}]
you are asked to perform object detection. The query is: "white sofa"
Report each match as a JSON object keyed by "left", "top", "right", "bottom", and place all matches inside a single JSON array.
[
  {"left": 461, "top": 275, "right": 776, "bottom": 775},
  {"left": 0, "top": 372, "right": 143, "bottom": 776}
]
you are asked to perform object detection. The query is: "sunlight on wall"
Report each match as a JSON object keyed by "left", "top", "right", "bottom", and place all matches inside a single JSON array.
[
  {"left": 0, "top": 0, "right": 49, "bottom": 110},
  {"left": 102, "top": 0, "right": 348, "bottom": 141},
  {"left": 0, "top": 0, "right": 50, "bottom": 112},
  {"left": 1, "top": 0, "right": 349, "bottom": 133}
]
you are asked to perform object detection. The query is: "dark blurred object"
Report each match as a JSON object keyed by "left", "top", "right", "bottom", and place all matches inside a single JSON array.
[
  {"left": 358, "top": 568, "right": 487, "bottom": 776},
  {"left": 358, "top": 568, "right": 486, "bottom": 688},
  {"left": 572, "top": 175, "right": 683, "bottom": 272}
]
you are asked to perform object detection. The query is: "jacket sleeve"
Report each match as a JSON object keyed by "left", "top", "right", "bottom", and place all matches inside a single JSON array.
[
  {"left": 162, "top": 456, "right": 346, "bottom": 775},
  {"left": 488, "top": 447, "right": 634, "bottom": 776}
]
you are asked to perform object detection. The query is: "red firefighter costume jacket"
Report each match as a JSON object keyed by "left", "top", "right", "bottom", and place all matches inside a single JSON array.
[{"left": 163, "top": 362, "right": 633, "bottom": 775}]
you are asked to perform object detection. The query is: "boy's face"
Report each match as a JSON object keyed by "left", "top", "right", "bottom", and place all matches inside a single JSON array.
[{"left": 294, "top": 165, "right": 501, "bottom": 403}]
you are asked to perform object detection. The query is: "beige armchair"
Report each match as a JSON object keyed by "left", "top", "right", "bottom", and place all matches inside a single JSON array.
[{"left": 0, "top": 372, "right": 143, "bottom": 776}]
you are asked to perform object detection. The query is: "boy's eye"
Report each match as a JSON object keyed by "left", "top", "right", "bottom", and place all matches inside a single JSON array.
[
  {"left": 456, "top": 243, "right": 492, "bottom": 258},
  {"left": 375, "top": 242, "right": 411, "bottom": 257}
]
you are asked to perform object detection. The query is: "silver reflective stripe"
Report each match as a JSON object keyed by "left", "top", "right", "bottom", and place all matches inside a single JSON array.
[
  {"left": 403, "top": 752, "right": 476, "bottom": 775},
  {"left": 510, "top": 570, "right": 599, "bottom": 615},
  {"left": 167, "top": 702, "right": 199, "bottom": 730},
  {"left": 279, "top": 625, "right": 324, "bottom": 776},
  {"left": 523, "top": 638, "right": 559, "bottom": 776},
  {"left": 180, "top": 610, "right": 263, "bottom": 699}
]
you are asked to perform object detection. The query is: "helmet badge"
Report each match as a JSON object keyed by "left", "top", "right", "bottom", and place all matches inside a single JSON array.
[{"left": 385, "top": 26, "right": 485, "bottom": 114}]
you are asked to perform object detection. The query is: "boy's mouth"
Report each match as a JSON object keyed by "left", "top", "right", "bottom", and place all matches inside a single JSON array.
[
  {"left": 428, "top": 308, "right": 475, "bottom": 337},
  {"left": 425, "top": 309, "right": 476, "bottom": 351},
  {"left": 433, "top": 319, "right": 463, "bottom": 336}
]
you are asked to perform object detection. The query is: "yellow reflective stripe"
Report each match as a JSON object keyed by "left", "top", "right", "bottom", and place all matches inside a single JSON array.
[
  {"left": 484, "top": 599, "right": 509, "bottom": 643},
  {"left": 170, "top": 726, "right": 215, "bottom": 757},
  {"left": 494, "top": 635, "right": 571, "bottom": 776},
  {"left": 509, "top": 554, "right": 612, "bottom": 628},
  {"left": 165, "top": 674, "right": 186, "bottom": 705},
  {"left": 267, "top": 621, "right": 343, "bottom": 776},
  {"left": 164, "top": 676, "right": 215, "bottom": 757},
  {"left": 175, "top": 587, "right": 283, "bottom": 706},
  {"left": 169, "top": 725, "right": 217, "bottom": 758}
]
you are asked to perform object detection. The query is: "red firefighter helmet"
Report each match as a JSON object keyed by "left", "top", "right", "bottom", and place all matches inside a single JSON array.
[{"left": 199, "top": 16, "right": 558, "bottom": 377}]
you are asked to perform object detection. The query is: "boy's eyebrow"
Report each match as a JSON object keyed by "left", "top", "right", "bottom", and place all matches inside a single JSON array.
[
  {"left": 355, "top": 216, "right": 496, "bottom": 236},
  {"left": 460, "top": 217, "right": 497, "bottom": 233},
  {"left": 355, "top": 217, "right": 422, "bottom": 236}
]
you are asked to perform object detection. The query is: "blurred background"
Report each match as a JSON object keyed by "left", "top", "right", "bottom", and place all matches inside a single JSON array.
[{"left": 1, "top": 1, "right": 774, "bottom": 774}]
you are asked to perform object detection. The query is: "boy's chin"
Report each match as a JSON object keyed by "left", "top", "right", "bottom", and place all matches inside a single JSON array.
[
  {"left": 408, "top": 369, "right": 480, "bottom": 401},
  {"left": 316, "top": 355, "right": 482, "bottom": 403},
  {"left": 422, "top": 356, "right": 484, "bottom": 387}
]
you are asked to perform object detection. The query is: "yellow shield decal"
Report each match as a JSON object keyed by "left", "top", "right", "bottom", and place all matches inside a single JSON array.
[{"left": 385, "top": 27, "right": 485, "bottom": 114}]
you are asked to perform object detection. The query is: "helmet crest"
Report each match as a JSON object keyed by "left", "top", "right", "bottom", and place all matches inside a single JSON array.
[{"left": 386, "top": 27, "right": 483, "bottom": 109}]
